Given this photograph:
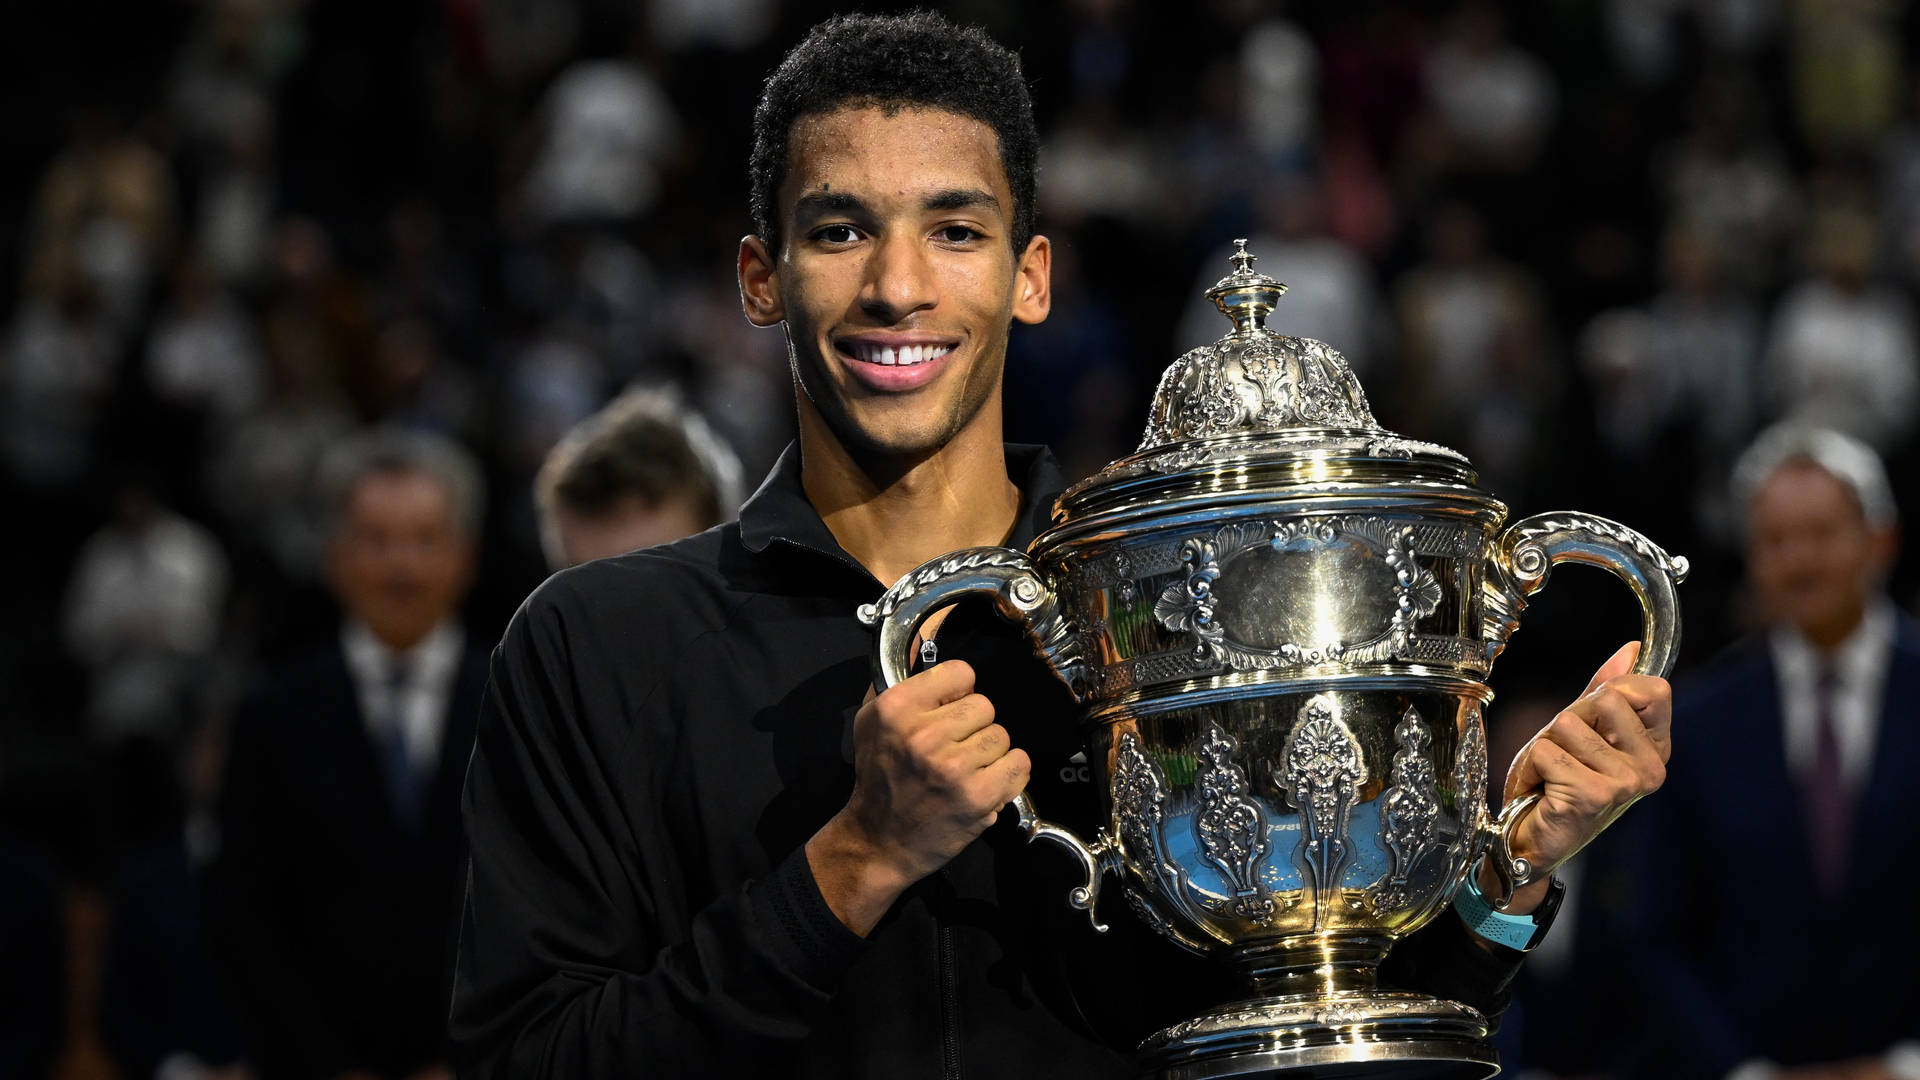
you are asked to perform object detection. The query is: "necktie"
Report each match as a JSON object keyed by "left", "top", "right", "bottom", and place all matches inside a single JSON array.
[
  {"left": 378, "top": 658, "right": 422, "bottom": 831},
  {"left": 1806, "top": 663, "right": 1848, "bottom": 895}
]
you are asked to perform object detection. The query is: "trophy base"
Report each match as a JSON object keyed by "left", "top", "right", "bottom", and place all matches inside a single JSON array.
[{"left": 1138, "top": 991, "right": 1499, "bottom": 1079}]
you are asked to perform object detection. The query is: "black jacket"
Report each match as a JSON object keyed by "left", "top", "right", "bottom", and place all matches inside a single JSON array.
[{"left": 450, "top": 444, "right": 1527, "bottom": 1077}]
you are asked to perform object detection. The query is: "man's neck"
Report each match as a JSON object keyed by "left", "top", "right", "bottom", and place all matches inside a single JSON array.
[{"left": 797, "top": 406, "right": 1022, "bottom": 587}]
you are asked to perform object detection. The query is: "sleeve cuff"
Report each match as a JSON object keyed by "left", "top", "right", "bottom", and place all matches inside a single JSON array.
[{"left": 748, "top": 845, "right": 869, "bottom": 991}]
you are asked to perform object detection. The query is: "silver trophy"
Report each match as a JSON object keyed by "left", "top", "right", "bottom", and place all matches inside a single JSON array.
[{"left": 858, "top": 242, "right": 1687, "bottom": 1079}]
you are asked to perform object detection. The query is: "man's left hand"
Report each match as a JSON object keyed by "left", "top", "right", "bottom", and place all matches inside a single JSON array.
[{"left": 1486, "top": 640, "right": 1672, "bottom": 914}]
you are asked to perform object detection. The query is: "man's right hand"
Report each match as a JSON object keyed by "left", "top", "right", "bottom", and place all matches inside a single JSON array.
[{"left": 805, "top": 660, "right": 1030, "bottom": 935}]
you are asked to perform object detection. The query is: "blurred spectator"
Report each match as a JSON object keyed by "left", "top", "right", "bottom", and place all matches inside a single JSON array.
[
  {"left": 1621, "top": 424, "right": 1920, "bottom": 1079},
  {"left": 63, "top": 484, "right": 228, "bottom": 751},
  {"left": 647, "top": 0, "right": 776, "bottom": 52},
  {"left": 1177, "top": 177, "right": 1387, "bottom": 376},
  {"left": 534, "top": 386, "right": 743, "bottom": 569},
  {"left": 1659, "top": 72, "right": 1802, "bottom": 295},
  {"left": 1041, "top": 99, "right": 1162, "bottom": 229},
  {"left": 1422, "top": 1, "right": 1555, "bottom": 173},
  {"left": 1392, "top": 198, "right": 1556, "bottom": 497},
  {"left": 660, "top": 253, "right": 793, "bottom": 479},
  {"left": 193, "top": 108, "right": 277, "bottom": 294},
  {"left": 0, "top": 267, "right": 117, "bottom": 490},
  {"left": 1879, "top": 83, "right": 1920, "bottom": 287},
  {"left": 523, "top": 56, "right": 679, "bottom": 229},
  {"left": 147, "top": 257, "right": 267, "bottom": 421},
  {"left": 1005, "top": 243, "right": 1136, "bottom": 483},
  {"left": 1788, "top": 0, "right": 1902, "bottom": 153},
  {"left": 1578, "top": 219, "right": 1762, "bottom": 542},
  {"left": 26, "top": 109, "right": 177, "bottom": 331},
  {"left": 1238, "top": 15, "right": 1318, "bottom": 169},
  {"left": 210, "top": 429, "right": 487, "bottom": 1080},
  {"left": 1763, "top": 207, "right": 1919, "bottom": 454}
]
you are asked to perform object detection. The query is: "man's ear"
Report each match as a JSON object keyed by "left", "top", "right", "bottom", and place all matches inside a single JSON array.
[
  {"left": 1012, "top": 234, "right": 1051, "bottom": 326},
  {"left": 738, "top": 235, "right": 784, "bottom": 327}
]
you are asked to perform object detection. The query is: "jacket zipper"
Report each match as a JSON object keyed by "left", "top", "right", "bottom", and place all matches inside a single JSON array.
[{"left": 938, "top": 920, "right": 962, "bottom": 1080}]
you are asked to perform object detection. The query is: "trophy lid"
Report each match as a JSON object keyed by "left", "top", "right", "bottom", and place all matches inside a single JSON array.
[{"left": 1052, "top": 240, "right": 1478, "bottom": 528}]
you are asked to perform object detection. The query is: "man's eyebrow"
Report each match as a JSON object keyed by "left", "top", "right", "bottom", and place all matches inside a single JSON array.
[
  {"left": 793, "top": 191, "right": 869, "bottom": 220},
  {"left": 922, "top": 188, "right": 1001, "bottom": 214}
]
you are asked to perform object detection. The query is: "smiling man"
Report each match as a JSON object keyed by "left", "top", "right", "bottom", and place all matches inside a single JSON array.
[{"left": 450, "top": 13, "right": 1672, "bottom": 1077}]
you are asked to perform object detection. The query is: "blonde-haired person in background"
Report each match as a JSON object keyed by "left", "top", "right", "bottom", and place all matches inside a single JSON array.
[{"left": 533, "top": 387, "right": 743, "bottom": 570}]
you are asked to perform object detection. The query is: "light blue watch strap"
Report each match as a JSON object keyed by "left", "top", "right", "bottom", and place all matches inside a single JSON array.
[{"left": 1453, "top": 868, "right": 1540, "bottom": 951}]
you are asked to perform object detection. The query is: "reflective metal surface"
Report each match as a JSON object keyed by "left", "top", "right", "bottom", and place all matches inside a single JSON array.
[{"left": 858, "top": 242, "right": 1688, "bottom": 1078}]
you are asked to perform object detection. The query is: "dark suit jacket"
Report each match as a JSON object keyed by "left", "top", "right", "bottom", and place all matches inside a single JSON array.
[
  {"left": 1618, "top": 613, "right": 1920, "bottom": 1078},
  {"left": 211, "top": 635, "right": 487, "bottom": 1080}
]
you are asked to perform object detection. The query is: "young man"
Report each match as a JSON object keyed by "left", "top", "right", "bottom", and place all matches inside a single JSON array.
[{"left": 451, "top": 13, "right": 1671, "bottom": 1076}]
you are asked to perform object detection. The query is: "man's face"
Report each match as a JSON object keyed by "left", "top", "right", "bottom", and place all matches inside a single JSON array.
[
  {"left": 545, "top": 495, "right": 707, "bottom": 570},
  {"left": 739, "top": 106, "right": 1050, "bottom": 460},
  {"left": 1746, "top": 463, "right": 1895, "bottom": 645},
  {"left": 326, "top": 469, "right": 475, "bottom": 651}
]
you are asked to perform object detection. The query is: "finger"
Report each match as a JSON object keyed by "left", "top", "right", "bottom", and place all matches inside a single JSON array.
[
  {"left": 928, "top": 692, "right": 997, "bottom": 742},
  {"left": 1509, "top": 727, "right": 1604, "bottom": 796},
  {"left": 1579, "top": 641, "right": 1641, "bottom": 698},
  {"left": 1578, "top": 674, "right": 1672, "bottom": 758},
  {"left": 888, "top": 659, "right": 977, "bottom": 710},
  {"left": 1587, "top": 690, "right": 1661, "bottom": 765},
  {"left": 1541, "top": 707, "right": 1637, "bottom": 781},
  {"left": 981, "top": 746, "right": 1032, "bottom": 804},
  {"left": 954, "top": 721, "right": 1013, "bottom": 768}
]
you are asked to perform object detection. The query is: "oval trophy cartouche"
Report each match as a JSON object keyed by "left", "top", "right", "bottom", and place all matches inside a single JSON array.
[{"left": 859, "top": 240, "right": 1689, "bottom": 1079}]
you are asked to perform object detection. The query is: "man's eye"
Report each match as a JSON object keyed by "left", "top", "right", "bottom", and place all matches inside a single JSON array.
[
  {"left": 816, "top": 224, "right": 859, "bottom": 244},
  {"left": 937, "top": 225, "right": 981, "bottom": 244}
]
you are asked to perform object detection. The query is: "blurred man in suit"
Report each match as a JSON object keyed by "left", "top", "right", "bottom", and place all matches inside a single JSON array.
[
  {"left": 211, "top": 429, "right": 488, "bottom": 1080},
  {"left": 1624, "top": 424, "right": 1919, "bottom": 1080},
  {"left": 533, "top": 386, "right": 743, "bottom": 570}
]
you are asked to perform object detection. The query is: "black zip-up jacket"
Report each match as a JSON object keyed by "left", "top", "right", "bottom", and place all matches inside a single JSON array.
[{"left": 450, "top": 444, "right": 1529, "bottom": 1077}]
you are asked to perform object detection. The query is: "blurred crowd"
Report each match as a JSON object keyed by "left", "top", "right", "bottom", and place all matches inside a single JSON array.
[{"left": 4, "top": 0, "right": 1920, "bottom": 1078}]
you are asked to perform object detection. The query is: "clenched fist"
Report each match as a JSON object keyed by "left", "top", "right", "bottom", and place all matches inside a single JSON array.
[
  {"left": 806, "top": 660, "right": 1031, "bottom": 934},
  {"left": 1486, "top": 641, "right": 1673, "bottom": 914}
]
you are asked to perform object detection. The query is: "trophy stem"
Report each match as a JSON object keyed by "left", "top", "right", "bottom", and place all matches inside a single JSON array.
[{"left": 1231, "top": 934, "right": 1394, "bottom": 999}]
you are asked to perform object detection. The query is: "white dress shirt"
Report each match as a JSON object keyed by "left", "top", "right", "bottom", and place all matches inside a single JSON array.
[
  {"left": 341, "top": 619, "right": 465, "bottom": 777},
  {"left": 1768, "top": 598, "right": 1896, "bottom": 800}
]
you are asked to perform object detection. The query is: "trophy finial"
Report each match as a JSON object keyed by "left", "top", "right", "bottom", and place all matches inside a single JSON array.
[
  {"left": 1229, "top": 238, "right": 1257, "bottom": 277},
  {"left": 1207, "top": 239, "right": 1287, "bottom": 334}
]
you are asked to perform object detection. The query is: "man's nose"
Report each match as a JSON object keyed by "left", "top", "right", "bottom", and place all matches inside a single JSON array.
[{"left": 859, "top": 232, "right": 937, "bottom": 322}]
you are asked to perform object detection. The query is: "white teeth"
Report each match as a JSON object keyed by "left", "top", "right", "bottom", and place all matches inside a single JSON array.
[{"left": 848, "top": 342, "right": 952, "bottom": 366}]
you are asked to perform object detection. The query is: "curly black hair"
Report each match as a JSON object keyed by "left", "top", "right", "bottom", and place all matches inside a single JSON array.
[{"left": 748, "top": 10, "right": 1039, "bottom": 256}]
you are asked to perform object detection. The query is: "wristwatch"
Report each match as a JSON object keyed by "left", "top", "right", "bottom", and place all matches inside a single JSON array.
[{"left": 1452, "top": 868, "right": 1565, "bottom": 952}]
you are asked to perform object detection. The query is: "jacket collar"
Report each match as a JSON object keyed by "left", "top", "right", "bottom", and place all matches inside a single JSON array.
[{"left": 738, "top": 441, "right": 1066, "bottom": 567}]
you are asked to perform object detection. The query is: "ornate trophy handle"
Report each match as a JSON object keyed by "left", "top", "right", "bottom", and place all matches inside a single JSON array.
[
  {"left": 855, "top": 547, "right": 1118, "bottom": 931},
  {"left": 1478, "top": 511, "right": 1691, "bottom": 907}
]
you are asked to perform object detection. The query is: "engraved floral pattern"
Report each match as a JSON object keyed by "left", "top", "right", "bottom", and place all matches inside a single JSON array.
[
  {"left": 1282, "top": 696, "right": 1368, "bottom": 930},
  {"left": 1194, "top": 724, "right": 1274, "bottom": 919},
  {"left": 1385, "top": 529, "right": 1445, "bottom": 658},
  {"left": 1375, "top": 707, "right": 1441, "bottom": 910},
  {"left": 1453, "top": 707, "right": 1488, "bottom": 834},
  {"left": 1154, "top": 538, "right": 1224, "bottom": 665},
  {"left": 1112, "top": 732, "right": 1168, "bottom": 875}
]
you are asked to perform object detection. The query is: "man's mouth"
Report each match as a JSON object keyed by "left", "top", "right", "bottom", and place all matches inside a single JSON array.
[{"left": 841, "top": 341, "right": 956, "bottom": 367}]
